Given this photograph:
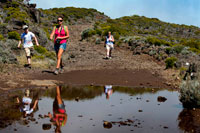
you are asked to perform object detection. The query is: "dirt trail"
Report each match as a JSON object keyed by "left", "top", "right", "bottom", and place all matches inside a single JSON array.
[
  {"left": 31, "top": 24, "right": 179, "bottom": 88},
  {"left": 0, "top": 24, "right": 180, "bottom": 91}
]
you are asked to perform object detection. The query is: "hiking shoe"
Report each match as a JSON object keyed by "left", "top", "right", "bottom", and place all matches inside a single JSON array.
[
  {"left": 109, "top": 56, "right": 112, "bottom": 59},
  {"left": 105, "top": 57, "right": 109, "bottom": 60},
  {"left": 28, "top": 64, "right": 31, "bottom": 69},
  {"left": 54, "top": 68, "right": 59, "bottom": 75},
  {"left": 59, "top": 68, "right": 64, "bottom": 74},
  {"left": 24, "top": 64, "right": 31, "bottom": 69}
]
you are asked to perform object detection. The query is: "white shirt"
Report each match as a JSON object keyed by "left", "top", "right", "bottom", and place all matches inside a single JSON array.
[
  {"left": 22, "top": 97, "right": 32, "bottom": 111},
  {"left": 21, "top": 32, "right": 35, "bottom": 48},
  {"left": 106, "top": 36, "right": 114, "bottom": 45}
]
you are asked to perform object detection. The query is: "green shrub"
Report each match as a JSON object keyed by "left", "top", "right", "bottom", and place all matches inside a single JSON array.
[
  {"left": 81, "top": 29, "right": 95, "bottom": 40},
  {"left": 0, "top": 34, "right": 4, "bottom": 40},
  {"left": 33, "top": 55, "right": 45, "bottom": 60},
  {"left": 45, "top": 51, "right": 56, "bottom": 60},
  {"left": 146, "top": 37, "right": 170, "bottom": 46},
  {"left": 165, "top": 47, "right": 171, "bottom": 54},
  {"left": 180, "top": 78, "right": 200, "bottom": 108},
  {"left": 34, "top": 45, "right": 47, "bottom": 54},
  {"left": 113, "top": 32, "right": 120, "bottom": 40},
  {"left": 165, "top": 57, "right": 177, "bottom": 69},
  {"left": 95, "top": 28, "right": 102, "bottom": 36},
  {"left": 182, "top": 40, "right": 200, "bottom": 50},
  {"left": 172, "top": 45, "right": 185, "bottom": 54},
  {"left": 5, "top": 7, "right": 29, "bottom": 22},
  {"left": 189, "top": 48, "right": 200, "bottom": 54},
  {"left": 8, "top": 31, "right": 20, "bottom": 40}
]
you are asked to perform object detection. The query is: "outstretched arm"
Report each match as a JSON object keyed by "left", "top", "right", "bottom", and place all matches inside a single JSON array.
[
  {"left": 18, "top": 39, "right": 22, "bottom": 48},
  {"left": 63, "top": 114, "right": 68, "bottom": 125},
  {"left": 111, "top": 36, "right": 115, "bottom": 42},
  {"left": 50, "top": 27, "right": 56, "bottom": 40},
  {"left": 34, "top": 36, "right": 39, "bottom": 46}
]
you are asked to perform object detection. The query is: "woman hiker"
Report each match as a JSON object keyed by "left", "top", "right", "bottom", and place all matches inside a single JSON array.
[
  {"left": 48, "top": 86, "right": 68, "bottom": 132},
  {"left": 105, "top": 31, "right": 115, "bottom": 59},
  {"left": 50, "top": 16, "right": 69, "bottom": 75}
]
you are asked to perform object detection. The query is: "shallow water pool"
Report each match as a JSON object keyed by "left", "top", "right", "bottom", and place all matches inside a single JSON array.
[{"left": 0, "top": 86, "right": 198, "bottom": 133}]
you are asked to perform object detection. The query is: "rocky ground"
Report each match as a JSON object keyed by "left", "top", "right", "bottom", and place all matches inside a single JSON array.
[{"left": 0, "top": 24, "right": 180, "bottom": 92}]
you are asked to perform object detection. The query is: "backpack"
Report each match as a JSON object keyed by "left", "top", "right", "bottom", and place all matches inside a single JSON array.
[{"left": 55, "top": 25, "right": 67, "bottom": 35}]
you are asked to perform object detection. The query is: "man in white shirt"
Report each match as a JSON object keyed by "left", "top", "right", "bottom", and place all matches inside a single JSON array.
[{"left": 18, "top": 25, "right": 39, "bottom": 68}]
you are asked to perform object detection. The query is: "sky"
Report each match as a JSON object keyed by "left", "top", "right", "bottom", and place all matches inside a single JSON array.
[{"left": 30, "top": 0, "right": 200, "bottom": 27}]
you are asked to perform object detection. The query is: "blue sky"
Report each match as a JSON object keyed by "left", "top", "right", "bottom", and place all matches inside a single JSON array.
[{"left": 30, "top": 0, "right": 200, "bottom": 27}]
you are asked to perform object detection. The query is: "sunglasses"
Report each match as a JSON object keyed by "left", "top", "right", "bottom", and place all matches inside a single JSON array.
[{"left": 57, "top": 20, "right": 63, "bottom": 22}]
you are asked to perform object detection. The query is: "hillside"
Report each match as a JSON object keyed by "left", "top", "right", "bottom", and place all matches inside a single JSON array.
[
  {"left": 0, "top": 0, "right": 199, "bottom": 90},
  {"left": 0, "top": 0, "right": 108, "bottom": 65}
]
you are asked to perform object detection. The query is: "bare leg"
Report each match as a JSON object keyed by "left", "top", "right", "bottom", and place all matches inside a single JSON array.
[
  {"left": 106, "top": 47, "right": 110, "bottom": 57},
  {"left": 56, "top": 86, "right": 63, "bottom": 105},
  {"left": 109, "top": 48, "right": 112, "bottom": 57},
  {"left": 27, "top": 57, "right": 31, "bottom": 65},
  {"left": 56, "top": 49, "right": 64, "bottom": 69},
  {"left": 32, "top": 100, "right": 38, "bottom": 110}
]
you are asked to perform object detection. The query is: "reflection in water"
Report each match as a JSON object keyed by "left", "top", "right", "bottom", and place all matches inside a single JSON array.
[
  {"left": 16, "top": 89, "right": 39, "bottom": 117},
  {"left": 3, "top": 85, "right": 200, "bottom": 132},
  {"left": 178, "top": 109, "right": 200, "bottom": 133},
  {"left": 48, "top": 86, "right": 67, "bottom": 133},
  {"left": 104, "top": 85, "right": 113, "bottom": 100}
]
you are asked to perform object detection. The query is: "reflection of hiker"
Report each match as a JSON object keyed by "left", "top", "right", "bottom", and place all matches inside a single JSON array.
[
  {"left": 18, "top": 25, "right": 39, "bottom": 69},
  {"left": 50, "top": 16, "right": 69, "bottom": 75},
  {"left": 105, "top": 32, "right": 115, "bottom": 59},
  {"left": 16, "top": 89, "right": 38, "bottom": 117},
  {"left": 104, "top": 85, "right": 113, "bottom": 100},
  {"left": 48, "top": 86, "right": 68, "bottom": 132}
]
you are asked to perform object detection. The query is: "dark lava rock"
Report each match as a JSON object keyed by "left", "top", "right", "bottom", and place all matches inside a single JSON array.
[
  {"left": 14, "top": 128, "right": 17, "bottom": 131},
  {"left": 119, "top": 121, "right": 128, "bottom": 126},
  {"left": 23, "top": 120, "right": 29, "bottom": 125},
  {"left": 103, "top": 121, "right": 112, "bottom": 129},
  {"left": 78, "top": 115, "right": 83, "bottom": 117},
  {"left": 75, "top": 97, "right": 79, "bottom": 102},
  {"left": 138, "top": 110, "right": 143, "bottom": 112},
  {"left": 42, "top": 123, "right": 51, "bottom": 130},
  {"left": 28, "top": 117, "right": 36, "bottom": 122},
  {"left": 163, "top": 126, "right": 169, "bottom": 129},
  {"left": 127, "top": 119, "right": 134, "bottom": 123},
  {"left": 38, "top": 114, "right": 43, "bottom": 118},
  {"left": 157, "top": 96, "right": 167, "bottom": 102}
]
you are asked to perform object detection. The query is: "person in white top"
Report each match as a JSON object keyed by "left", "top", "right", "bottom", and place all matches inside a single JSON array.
[
  {"left": 18, "top": 25, "right": 39, "bottom": 68},
  {"left": 105, "top": 31, "right": 115, "bottom": 59},
  {"left": 16, "top": 89, "right": 38, "bottom": 117}
]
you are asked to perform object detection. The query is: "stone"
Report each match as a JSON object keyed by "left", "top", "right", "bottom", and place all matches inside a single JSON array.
[
  {"left": 157, "top": 96, "right": 167, "bottom": 102},
  {"left": 42, "top": 123, "right": 51, "bottom": 130},
  {"left": 103, "top": 121, "right": 112, "bottom": 129}
]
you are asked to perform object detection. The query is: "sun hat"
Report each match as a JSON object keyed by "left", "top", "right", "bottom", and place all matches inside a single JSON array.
[{"left": 23, "top": 25, "right": 29, "bottom": 30}]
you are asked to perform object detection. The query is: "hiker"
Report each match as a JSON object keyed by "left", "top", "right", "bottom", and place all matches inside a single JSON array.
[
  {"left": 48, "top": 86, "right": 68, "bottom": 132},
  {"left": 105, "top": 31, "right": 115, "bottom": 59},
  {"left": 18, "top": 25, "right": 39, "bottom": 69},
  {"left": 16, "top": 89, "right": 39, "bottom": 117},
  {"left": 50, "top": 16, "right": 69, "bottom": 75},
  {"left": 104, "top": 85, "right": 113, "bottom": 100}
]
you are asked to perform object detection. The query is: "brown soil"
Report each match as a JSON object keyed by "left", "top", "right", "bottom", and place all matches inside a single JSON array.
[
  {"left": 0, "top": 24, "right": 180, "bottom": 92},
  {"left": 31, "top": 69, "right": 171, "bottom": 89}
]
